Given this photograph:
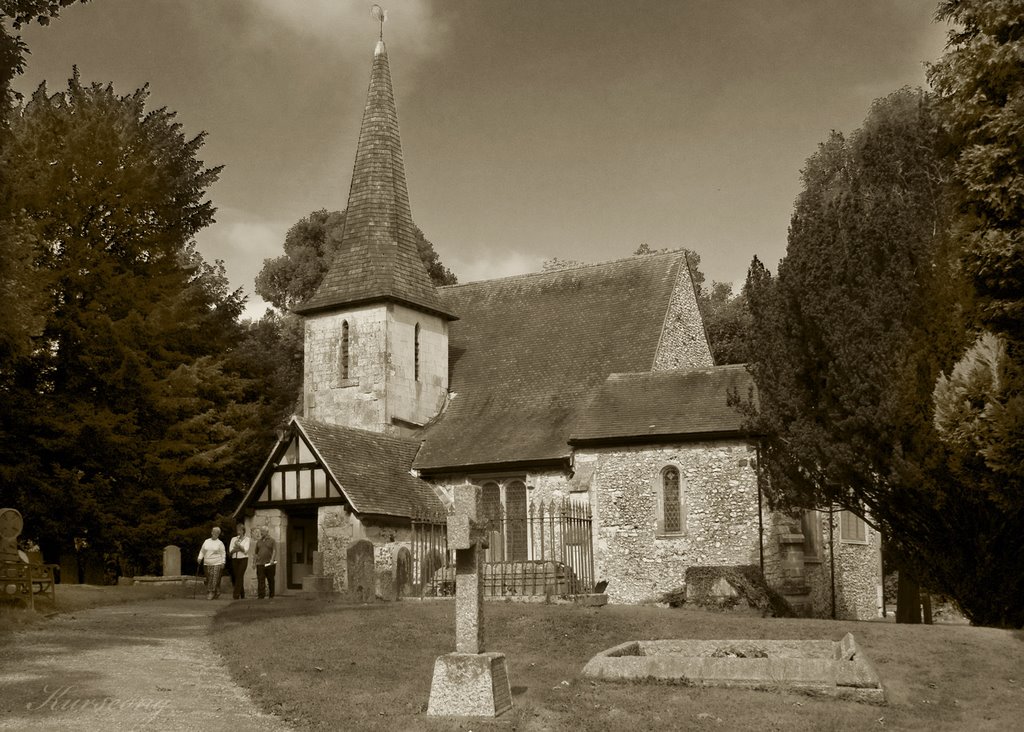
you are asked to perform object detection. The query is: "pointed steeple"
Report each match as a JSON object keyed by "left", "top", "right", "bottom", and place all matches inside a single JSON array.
[{"left": 295, "top": 38, "right": 455, "bottom": 320}]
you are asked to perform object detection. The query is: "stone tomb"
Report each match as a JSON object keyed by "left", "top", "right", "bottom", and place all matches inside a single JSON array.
[
  {"left": 583, "top": 632, "right": 884, "bottom": 703},
  {"left": 427, "top": 485, "right": 513, "bottom": 717}
]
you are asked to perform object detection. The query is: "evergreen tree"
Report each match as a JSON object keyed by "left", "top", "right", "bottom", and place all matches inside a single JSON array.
[
  {"left": 0, "top": 73, "right": 257, "bottom": 572},
  {"left": 741, "top": 88, "right": 1016, "bottom": 622}
]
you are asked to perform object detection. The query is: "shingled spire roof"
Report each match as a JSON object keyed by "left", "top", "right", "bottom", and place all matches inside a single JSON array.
[{"left": 294, "top": 39, "right": 455, "bottom": 319}]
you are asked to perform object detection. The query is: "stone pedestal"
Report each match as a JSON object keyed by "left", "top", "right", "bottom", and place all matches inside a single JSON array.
[{"left": 427, "top": 652, "right": 512, "bottom": 717}]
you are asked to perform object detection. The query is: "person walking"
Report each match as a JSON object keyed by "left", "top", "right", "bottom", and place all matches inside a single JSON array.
[
  {"left": 197, "top": 526, "right": 226, "bottom": 600},
  {"left": 254, "top": 527, "right": 277, "bottom": 599},
  {"left": 228, "top": 524, "right": 251, "bottom": 600}
]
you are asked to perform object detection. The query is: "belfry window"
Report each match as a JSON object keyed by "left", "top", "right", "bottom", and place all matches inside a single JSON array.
[
  {"left": 340, "top": 321, "right": 350, "bottom": 380},
  {"left": 414, "top": 323, "right": 421, "bottom": 382}
]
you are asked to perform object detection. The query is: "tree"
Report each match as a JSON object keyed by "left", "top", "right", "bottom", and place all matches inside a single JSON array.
[
  {"left": 925, "top": 1, "right": 1024, "bottom": 625},
  {"left": 256, "top": 208, "right": 457, "bottom": 311},
  {"left": 0, "top": 73, "right": 260, "bottom": 572},
  {"left": 740, "top": 88, "right": 1020, "bottom": 622},
  {"left": 700, "top": 281, "right": 752, "bottom": 365},
  {"left": 1, "top": 1, "right": 86, "bottom": 369}
]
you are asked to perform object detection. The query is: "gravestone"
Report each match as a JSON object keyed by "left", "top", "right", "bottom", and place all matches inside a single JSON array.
[
  {"left": 395, "top": 547, "right": 412, "bottom": 598},
  {"left": 427, "top": 485, "right": 513, "bottom": 717},
  {"left": 162, "top": 545, "right": 181, "bottom": 577},
  {"left": 346, "top": 539, "right": 375, "bottom": 602}
]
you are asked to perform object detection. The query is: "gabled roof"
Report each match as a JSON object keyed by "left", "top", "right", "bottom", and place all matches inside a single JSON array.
[
  {"left": 294, "top": 40, "right": 455, "bottom": 320},
  {"left": 569, "top": 364, "right": 757, "bottom": 445},
  {"left": 413, "top": 252, "right": 692, "bottom": 472},
  {"left": 237, "top": 417, "right": 443, "bottom": 519},
  {"left": 298, "top": 418, "right": 443, "bottom": 516}
]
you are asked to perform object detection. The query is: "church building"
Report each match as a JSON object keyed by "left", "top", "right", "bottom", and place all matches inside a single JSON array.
[{"left": 234, "top": 31, "right": 882, "bottom": 620}]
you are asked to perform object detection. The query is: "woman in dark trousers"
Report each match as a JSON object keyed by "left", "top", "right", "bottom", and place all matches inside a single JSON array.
[{"left": 228, "top": 524, "right": 251, "bottom": 599}]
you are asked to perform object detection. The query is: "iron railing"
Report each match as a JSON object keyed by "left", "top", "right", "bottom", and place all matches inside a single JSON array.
[{"left": 411, "top": 498, "right": 594, "bottom": 598}]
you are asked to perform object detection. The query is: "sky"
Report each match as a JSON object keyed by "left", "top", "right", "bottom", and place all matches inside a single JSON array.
[{"left": 11, "top": 0, "right": 951, "bottom": 320}]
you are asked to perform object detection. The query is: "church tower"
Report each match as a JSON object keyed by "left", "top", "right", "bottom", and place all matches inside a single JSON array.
[{"left": 293, "top": 34, "right": 456, "bottom": 434}]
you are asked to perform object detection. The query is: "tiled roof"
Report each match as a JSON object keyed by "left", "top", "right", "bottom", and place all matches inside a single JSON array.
[
  {"left": 298, "top": 418, "right": 443, "bottom": 517},
  {"left": 295, "top": 41, "right": 454, "bottom": 320},
  {"left": 413, "top": 252, "right": 688, "bottom": 471},
  {"left": 569, "top": 365, "right": 756, "bottom": 444}
]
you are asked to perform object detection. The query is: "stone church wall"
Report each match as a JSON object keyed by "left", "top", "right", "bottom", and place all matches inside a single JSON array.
[{"left": 584, "top": 440, "right": 761, "bottom": 604}]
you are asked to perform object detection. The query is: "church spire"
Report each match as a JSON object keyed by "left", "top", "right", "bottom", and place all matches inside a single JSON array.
[{"left": 295, "top": 16, "right": 455, "bottom": 320}]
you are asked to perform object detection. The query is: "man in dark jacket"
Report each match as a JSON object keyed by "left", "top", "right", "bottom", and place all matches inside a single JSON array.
[{"left": 254, "top": 527, "right": 277, "bottom": 599}]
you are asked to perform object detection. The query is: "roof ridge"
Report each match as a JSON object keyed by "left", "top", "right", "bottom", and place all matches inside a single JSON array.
[
  {"left": 297, "top": 416, "right": 421, "bottom": 446},
  {"left": 439, "top": 249, "right": 688, "bottom": 290}
]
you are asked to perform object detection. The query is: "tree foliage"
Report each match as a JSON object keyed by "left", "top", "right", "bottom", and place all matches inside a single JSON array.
[
  {"left": 0, "top": 74, "right": 276, "bottom": 572},
  {"left": 255, "top": 209, "right": 457, "bottom": 311},
  {"left": 923, "top": 0, "right": 1024, "bottom": 625},
  {"left": 742, "top": 88, "right": 1024, "bottom": 625},
  {"left": 928, "top": 0, "right": 1024, "bottom": 339}
]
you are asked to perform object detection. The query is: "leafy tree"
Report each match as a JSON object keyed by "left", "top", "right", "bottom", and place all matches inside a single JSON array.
[
  {"left": 740, "top": 88, "right": 1018, "bottom": 622},
  {"left": 701, "top": 281, "right": 751, "bottom": 365},
  {"left": 0, "top": 73, "right": 263, "bottom": 572},
  {"left": 256, "top": 208, "right": 457, "bottom": 311}
]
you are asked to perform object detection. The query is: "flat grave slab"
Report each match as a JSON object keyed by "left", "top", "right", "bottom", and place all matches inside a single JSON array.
[{"left": 582, "top": 632, "right": 884, "bottom": 703}]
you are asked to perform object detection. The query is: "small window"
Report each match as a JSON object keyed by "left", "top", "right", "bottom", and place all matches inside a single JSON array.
[
  {"left": 414, "top": 323, "right": 421, "bottom": 382},
  {"left": 840, "top": 510, "right": 867, "bottom": 544},
  {"left": 656, "top": 466, "right": 686, "bottom": 536},
  {"left": 340, "top": 321, "right": 350, "bottom": 380}
]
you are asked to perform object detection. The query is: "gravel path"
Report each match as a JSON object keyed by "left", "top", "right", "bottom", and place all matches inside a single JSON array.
[{"left": 0, "top": 598, "right": 291, "bottom": 731}]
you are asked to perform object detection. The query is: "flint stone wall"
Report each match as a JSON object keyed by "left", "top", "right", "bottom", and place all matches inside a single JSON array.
[{"left": 584, "top": 440, "right": 761, "bottom": 604}]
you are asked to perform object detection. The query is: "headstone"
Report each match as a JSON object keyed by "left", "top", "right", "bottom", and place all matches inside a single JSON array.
[
  {"left": 395, "top": 547, "right": 412, "bottom": 598},
  {"left": 162, "top": 545, "right": 181, "bottom": 577},
  {"left": 427, "top": 485, "right": 513, "bottom": 717},
  {"left": 346, "top": 539, "right": 375, "bottom": 602}
]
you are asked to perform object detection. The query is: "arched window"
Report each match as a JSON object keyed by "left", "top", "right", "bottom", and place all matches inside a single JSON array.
[
  {"left": 656, "top": 466, "right": 686, "bottom": 536},
  {"left": 340, "top": 321, "right": 350, "bottom": 380},
  {"left": 414, "top": 323, "right": 421, "bottom": 382}
]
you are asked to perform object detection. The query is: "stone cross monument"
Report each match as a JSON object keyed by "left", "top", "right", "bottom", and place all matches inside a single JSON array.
[{"left": 427, "top": 484, "right": 512, "bottom": 717}]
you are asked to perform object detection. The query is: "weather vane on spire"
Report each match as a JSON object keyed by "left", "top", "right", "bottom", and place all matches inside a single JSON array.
[{"left": 371, "top": 4, "right": 387, "bottom": 41}]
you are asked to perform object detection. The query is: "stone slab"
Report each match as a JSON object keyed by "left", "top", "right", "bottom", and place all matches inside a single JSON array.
[
  {"left": 582, "top": 635, "right": 884, "bottom": 703},
  {"left": 427, "top": 652, "right": 512, "bottom": 717}
]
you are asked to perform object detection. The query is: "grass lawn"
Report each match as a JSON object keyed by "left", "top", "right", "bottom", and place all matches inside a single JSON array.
[
  {"left": 0, "top": 580, "right": 201, "bottom": 634},
  {"left": 212, "top": 596, "right": 1024, "bottom": 731}
]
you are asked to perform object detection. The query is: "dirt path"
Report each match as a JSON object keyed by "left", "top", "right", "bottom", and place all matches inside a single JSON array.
[{"left": 0, "top": 598, "right": 290, "bottom": 731}]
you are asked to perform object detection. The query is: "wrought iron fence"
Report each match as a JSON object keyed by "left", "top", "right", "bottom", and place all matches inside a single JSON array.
[{"left": 410, "top": 497, "right": 594, "bottom": 598}]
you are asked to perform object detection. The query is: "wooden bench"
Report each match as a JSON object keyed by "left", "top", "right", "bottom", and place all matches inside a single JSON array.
[{"left": 0, "top": 553, "right": 57, "bottom": 610}]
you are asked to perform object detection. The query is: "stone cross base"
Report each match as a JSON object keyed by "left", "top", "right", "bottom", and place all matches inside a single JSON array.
[{"left": 427, "top": 652, "right": 512, "bottom": 717}]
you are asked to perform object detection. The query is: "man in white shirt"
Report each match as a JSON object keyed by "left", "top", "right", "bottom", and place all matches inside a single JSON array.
[
  {"left": 228, "top": 524, "right": 251, "bottom": 600},
  {"left": 197, "top": 526, "right": 226, "bottom": 600}
]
